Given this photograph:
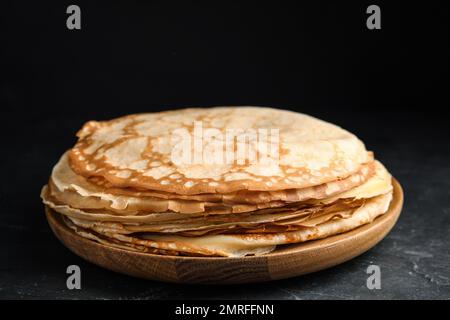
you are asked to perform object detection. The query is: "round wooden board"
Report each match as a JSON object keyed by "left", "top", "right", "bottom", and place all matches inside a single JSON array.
[{"left": 46, "top": 179, "right": 403, "bottom": 284}]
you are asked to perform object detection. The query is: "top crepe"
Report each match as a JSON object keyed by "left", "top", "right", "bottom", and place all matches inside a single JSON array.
[{"left": 69, "top": 107, "right": 370, "bottom": 195}]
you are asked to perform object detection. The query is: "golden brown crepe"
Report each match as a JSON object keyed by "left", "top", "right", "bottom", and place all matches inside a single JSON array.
[
  {"left": 41, "top": 107, "right": 394, "bottom": 257},
  {"left": 69, "top": 107, "right": 370, "bottom": 194}
]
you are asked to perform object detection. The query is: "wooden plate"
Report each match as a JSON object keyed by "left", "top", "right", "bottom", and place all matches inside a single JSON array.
[{"left": 46, "top": 179, "right": 403, "bottom": 284}]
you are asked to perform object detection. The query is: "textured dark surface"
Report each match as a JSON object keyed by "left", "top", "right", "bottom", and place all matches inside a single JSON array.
[
  {"left": 0, "top": 1, "right": 449, "bottom": 299},
  {"left": 1, "top": 116, "right": 449, "bottom": 300}
]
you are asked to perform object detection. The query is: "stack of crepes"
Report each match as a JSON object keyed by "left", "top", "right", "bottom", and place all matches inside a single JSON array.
[{"left": 41, "top": 107, "right": 393, "bottom": 257}]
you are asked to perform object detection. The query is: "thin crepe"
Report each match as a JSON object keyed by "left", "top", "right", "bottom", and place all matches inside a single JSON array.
[
  {"left": 69, "top": 107, "right": 371, "bottom": 194},
  {"left": 57, "top": 191, "right": 392, "bottom": 257},
  {"left": 49, "top": 152, "right": 375, "bottom": 215}
]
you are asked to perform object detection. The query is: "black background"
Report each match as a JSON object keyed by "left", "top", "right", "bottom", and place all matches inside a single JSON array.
[{"left": 0, "top": 1, "right": 449, "bottom": 299}]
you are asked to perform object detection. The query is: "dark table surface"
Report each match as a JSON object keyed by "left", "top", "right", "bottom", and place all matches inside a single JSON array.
[{"left": 1, "top": 109, "right": 449, "bottom": 300}]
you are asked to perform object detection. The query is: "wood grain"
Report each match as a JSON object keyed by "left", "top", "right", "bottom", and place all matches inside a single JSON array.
[{"left": 46, "top": 179, "right": 404, "bottom": 284}]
